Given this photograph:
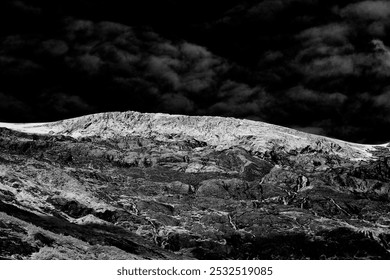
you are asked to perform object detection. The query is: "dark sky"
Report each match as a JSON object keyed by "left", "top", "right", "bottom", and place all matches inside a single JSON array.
[{"left": 1, "top": 0, "right": 390, "bottom": 143}]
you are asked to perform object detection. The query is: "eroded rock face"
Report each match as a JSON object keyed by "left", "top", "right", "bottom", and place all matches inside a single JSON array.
[{"left": 1, "top": 112, "right": 390, "bottom": 259}]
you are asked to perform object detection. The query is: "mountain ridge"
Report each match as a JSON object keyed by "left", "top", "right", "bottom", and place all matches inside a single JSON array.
[{"left": 0, "top": 111, "right": 387, "bottom": 160}]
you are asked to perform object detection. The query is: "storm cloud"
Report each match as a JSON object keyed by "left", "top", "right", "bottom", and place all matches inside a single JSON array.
[{"left": 2, "top": 0, "right": 390, "bottom": 143}]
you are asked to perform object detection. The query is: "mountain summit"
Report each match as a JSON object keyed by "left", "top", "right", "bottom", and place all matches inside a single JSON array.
[
  {"left": 1, "top": 111, "right": 390, "bottom": 259},
  {"left": 0, "top": 111, "right": 386, "bottom": 159}
]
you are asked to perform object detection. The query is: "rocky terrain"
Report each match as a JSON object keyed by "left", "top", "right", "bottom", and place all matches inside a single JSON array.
[{"left": 1, "top": 111, "right": 390, "bottom": 259}]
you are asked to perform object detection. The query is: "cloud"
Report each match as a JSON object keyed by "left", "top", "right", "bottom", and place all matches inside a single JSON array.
[
  {"left": 147, "top": 56, "right": 181, "bottom": 89},
  {"left": 278, "top": 86, "right": 348, "bottom": 125},
  {"left": 371, "top": 84, "right": 390, "bottom": 111},
  {"left": 66, "top": 54, "right": 103, "bottom": 75},
  {"left": 181, "top": 42, "right": 211, "bottom": 59},
  {"left": 159, "top": 94, "right": 195, "bottom": 114},
  {"left": 235, "top": 0, "right": 320, "bottom": 22},
  {"left": 371, "top": 39, "right": 390, "bottom": 67},
  {"left": 295, "top": 21, "right": 390, "bottom": 94},
  {"left": 286, "top": 86, "right": 348, "bottom": 105},
  {"left": 3, "top": 1, "right": 390, "bottom": 143},
  {"left": 41, "top": 40, "right": 69, "bottom": 57},
  {"left": 0, "top": 18, "right": 236, "bottom": 118},
  {"left": 0, "top": 55, "right": 43, "bottom": 77},
  {"left": 207, "top": 81, "right": 268, "bottom": 117},
  {"left": 11, "top": 0, "right": 42, "bottom": 15},
  {"left": 340, "top": 1, "right": 390, "bottom": 20},
  {"left": 301, "top": 55, "right": 355, "bottom": 78},
  {"left": 298, "top": 23, "right": 351, "bottom": 46},
  {"left": 38, "top": 92, "right": 95, "bottom": 118}
]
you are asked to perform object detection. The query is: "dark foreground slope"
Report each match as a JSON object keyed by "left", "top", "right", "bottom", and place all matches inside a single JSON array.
[{"left": 1, "top": 114, "right": 390, "bottom": 259}]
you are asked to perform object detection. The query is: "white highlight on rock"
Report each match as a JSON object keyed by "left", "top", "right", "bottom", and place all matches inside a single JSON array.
[{"left": 0, "top": 111, "right": 388, "bottom": 160}]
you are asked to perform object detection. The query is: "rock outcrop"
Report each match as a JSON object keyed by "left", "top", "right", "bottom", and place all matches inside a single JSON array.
[{"left": 0, "top": 111, "right": 390, "bottom": 259}]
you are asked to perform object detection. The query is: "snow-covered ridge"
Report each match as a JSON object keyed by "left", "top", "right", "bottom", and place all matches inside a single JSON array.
[{"left": 0, "top": 111, "right": 388, "bottom": 159}]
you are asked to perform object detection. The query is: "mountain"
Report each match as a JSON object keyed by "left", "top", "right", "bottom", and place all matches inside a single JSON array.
[{"left": 1, "top": 111, "right": 390, "bottom": 259}]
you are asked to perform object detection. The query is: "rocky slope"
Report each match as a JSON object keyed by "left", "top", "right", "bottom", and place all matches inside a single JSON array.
[{"left": 1, "top": 111, "right": 390, "bottom": 259}]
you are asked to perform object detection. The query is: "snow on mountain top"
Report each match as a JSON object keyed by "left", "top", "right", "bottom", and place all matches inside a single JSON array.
[
  {"left": 0, "top": 111, "right": 388, "bottom": 160},
  {"left": 0, "top": 122, "right": 54, "bottom": 134}
]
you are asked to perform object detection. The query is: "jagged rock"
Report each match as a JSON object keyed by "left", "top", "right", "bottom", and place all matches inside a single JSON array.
[
  {"left": 196, "top": 179, "right": 262, "bottom": 200},
  {"left": 0, "top": 111, "right": 390, "bottom": 259},
  {"left": 296, "top": 175, "right": 309, "bottom": 191},
  {"left": 75, "top": 214, "right": 112, "bottom": 225},
  {"left": 47, "top": 197, "right": 94, "bottom": 218},
  {"left": 166, "top": 181, "right": 192, "bottom": 195}
]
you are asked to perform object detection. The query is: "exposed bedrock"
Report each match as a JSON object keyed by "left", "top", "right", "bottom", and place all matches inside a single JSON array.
[{"left": 1, "top": 112, "right": 390, "bottom": 259}]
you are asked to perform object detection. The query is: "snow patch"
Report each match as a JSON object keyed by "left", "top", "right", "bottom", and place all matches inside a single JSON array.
[{"left": 1, "top": 111, "right": 389, "bottom": 160}]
